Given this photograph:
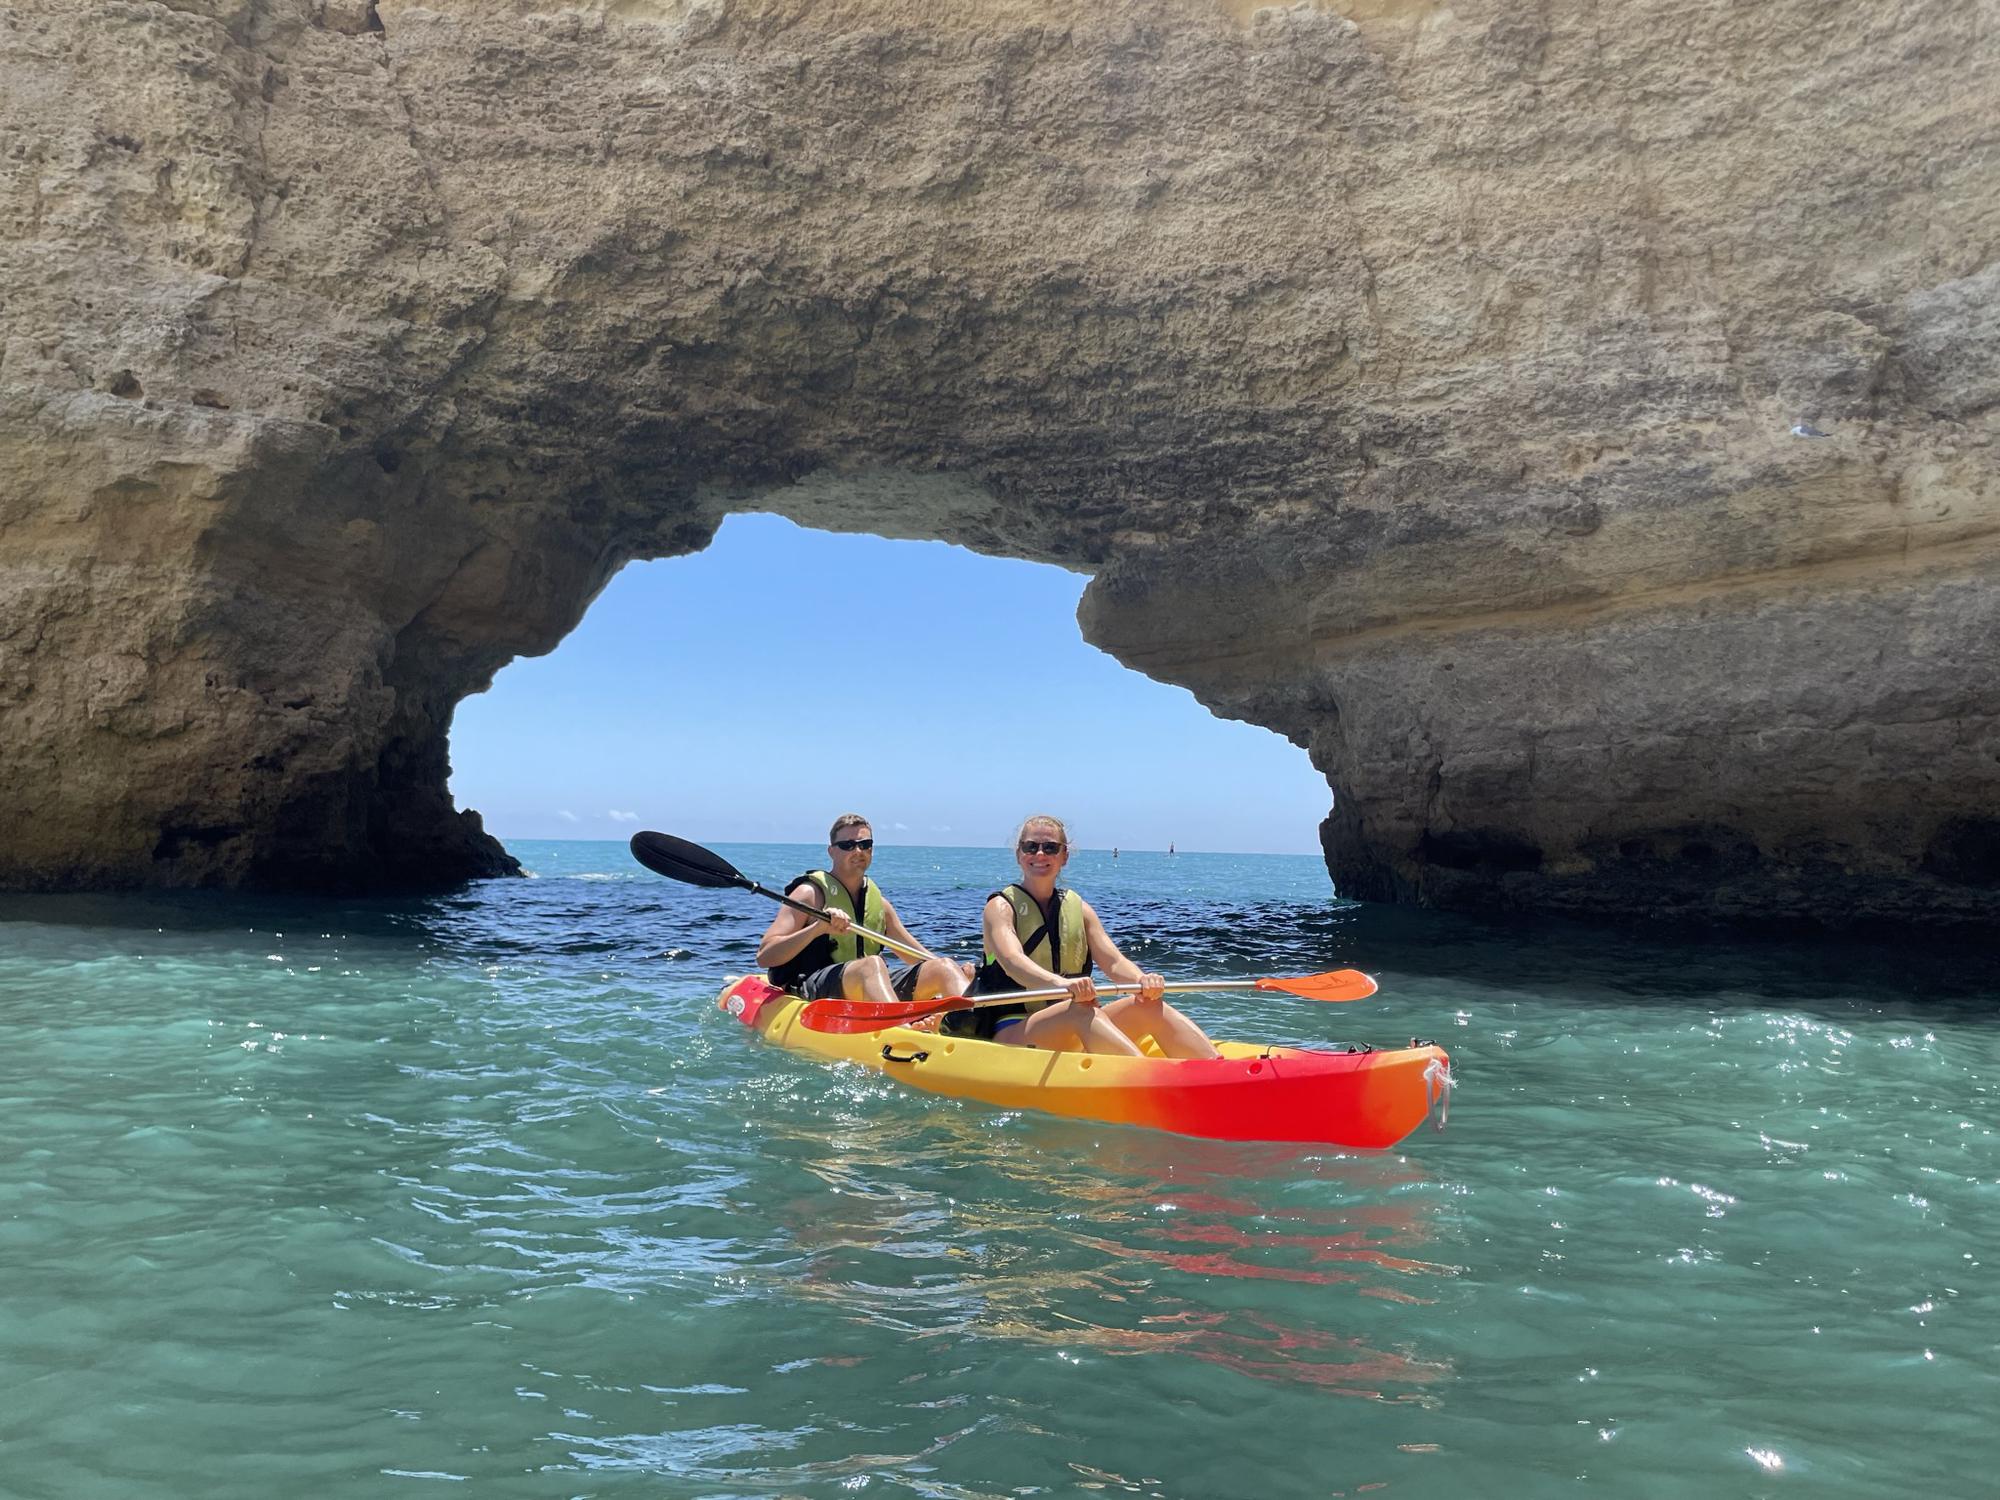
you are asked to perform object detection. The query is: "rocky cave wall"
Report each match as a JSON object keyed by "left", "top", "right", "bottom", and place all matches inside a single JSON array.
[{"left": 1, "top": 0, "right": 1996, "bottom": 923}]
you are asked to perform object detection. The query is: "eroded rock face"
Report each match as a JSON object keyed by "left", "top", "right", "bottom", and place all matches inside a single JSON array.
[{"left": 1, "top": 0, "right": 1995, "bottom": 921}]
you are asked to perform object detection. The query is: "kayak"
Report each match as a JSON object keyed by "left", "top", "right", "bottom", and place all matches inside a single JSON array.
[{"left": 715, "top": 975, "right": 1452, "bottom": 1149}]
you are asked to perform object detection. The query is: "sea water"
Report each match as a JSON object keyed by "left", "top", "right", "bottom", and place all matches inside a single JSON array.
[{"left": 1, "top": 840, "right": 1994, "bottom": 1498}]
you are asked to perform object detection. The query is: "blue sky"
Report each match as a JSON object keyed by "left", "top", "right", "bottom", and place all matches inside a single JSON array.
[{"left": 448, "top": 514, "right": 1331, "bottom": 854}]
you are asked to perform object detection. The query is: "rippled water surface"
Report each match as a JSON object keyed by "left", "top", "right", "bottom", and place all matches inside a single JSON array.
[{"left": 3, "top": 840, "right": 1995, "bottom": 1498}]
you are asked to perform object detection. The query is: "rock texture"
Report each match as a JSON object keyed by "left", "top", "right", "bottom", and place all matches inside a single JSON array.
[{"left": 2, "top": 0, "right": 1996, "bottom": 921}]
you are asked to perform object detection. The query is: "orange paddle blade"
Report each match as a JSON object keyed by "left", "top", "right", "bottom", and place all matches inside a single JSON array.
[
  {"left": 1253, "top": 968, "right": 1378, "bottom": 1001},
  {"left": 799, "top": 996, "right": 968, "bottom": 1035}
]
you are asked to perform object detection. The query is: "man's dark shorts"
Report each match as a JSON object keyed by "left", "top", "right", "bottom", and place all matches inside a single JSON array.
[
  {"left": 938, "top": 1000, "right": 1031, "bottom": 1040},
  {"left": 795, "top": 961, "right": 926, "bottom": 1002}
]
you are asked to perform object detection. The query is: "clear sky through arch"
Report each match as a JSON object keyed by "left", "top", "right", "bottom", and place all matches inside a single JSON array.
[{"left": 448, "top": 513, "right": 1333, "bottom": 855}]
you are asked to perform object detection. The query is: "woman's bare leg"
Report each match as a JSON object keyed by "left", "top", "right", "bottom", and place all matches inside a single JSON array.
[
  {"left": 1004, "top": 1001, "right": 1146, "bottom": 1055},
  {"left": 1101, "top": 998, "right": 1221, "bottom": 1059}
]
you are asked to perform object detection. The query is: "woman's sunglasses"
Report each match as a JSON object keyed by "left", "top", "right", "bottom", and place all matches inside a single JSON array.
[
  {"left": 1018, "top": 840, "right": 1065, "bottom": 856},
  {"left": 832, "top": 838, "right": 874, "bottom": 851}
]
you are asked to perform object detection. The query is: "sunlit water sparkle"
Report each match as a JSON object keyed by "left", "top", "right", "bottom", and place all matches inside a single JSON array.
[{"left": 2, "top": 840, "right": 1995, "bottom": 1498}]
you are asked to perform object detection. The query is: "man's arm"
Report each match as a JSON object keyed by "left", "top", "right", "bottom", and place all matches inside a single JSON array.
[{"left": 755, "top": 881, "right": 842, "bottom": 969}]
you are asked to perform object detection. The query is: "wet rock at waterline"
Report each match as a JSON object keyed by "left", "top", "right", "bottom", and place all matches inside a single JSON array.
[{"left": 2, "top": 0, "right": 1995, "bottom": 923}]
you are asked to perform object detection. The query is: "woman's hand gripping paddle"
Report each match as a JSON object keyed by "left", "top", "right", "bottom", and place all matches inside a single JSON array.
[
  {"left": 628, "top": 831, "right": 933, "bottom": 964},
  {"left": 797, "top": 968, "right": 1379, "bottom": 1035}
]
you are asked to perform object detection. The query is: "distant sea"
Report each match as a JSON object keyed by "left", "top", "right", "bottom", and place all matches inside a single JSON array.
[{"left": 2, "top": 838, "right": 1995, "bottom": 1497}]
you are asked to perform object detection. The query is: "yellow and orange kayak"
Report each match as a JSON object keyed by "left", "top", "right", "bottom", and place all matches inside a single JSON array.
[{"left": 717, "top": 976, "right": 1452, "bottom": 1149}]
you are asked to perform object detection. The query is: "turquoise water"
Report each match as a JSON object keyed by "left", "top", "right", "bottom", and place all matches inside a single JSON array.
[{"left": 2, "top": 839, "right": 1995, "bottom": 1498}]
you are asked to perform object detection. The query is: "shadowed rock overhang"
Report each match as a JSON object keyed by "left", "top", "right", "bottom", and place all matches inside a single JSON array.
[{"left": 1, "top": 0, "right": 1996, "bottom": 926}]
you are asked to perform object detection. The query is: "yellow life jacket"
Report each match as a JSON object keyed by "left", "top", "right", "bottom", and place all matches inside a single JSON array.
[
  {"left": 982, "top": 884, "right": 1088, "bottom": 980},
  {"left": 805, "top": 870, "right": 884, "bottom": 963}
]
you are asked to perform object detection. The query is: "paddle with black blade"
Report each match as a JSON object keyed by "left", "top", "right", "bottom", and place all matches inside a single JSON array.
[
  {"left": 628, "top": 830, "right": 934, "bottom": 963},
  {"left": 797, "top": 968, "right": 1378, "bottom": 1035}
]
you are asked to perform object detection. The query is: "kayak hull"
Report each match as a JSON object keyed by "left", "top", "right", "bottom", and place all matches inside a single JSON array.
[{"left": 716, "top": 975, "right": 1451, "bottom": 1149}]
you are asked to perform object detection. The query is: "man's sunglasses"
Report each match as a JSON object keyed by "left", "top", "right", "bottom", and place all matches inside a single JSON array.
[
  {"left": 1018, "top": 840, "right": 1065, "bottom": 856},
  {"left": 832, "top": 837, "right": 874, "bottom": 851}
]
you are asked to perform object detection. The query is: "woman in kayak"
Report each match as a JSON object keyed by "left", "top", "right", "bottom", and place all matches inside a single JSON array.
[{"left": 943, "top": 815, "right": 1219, "bottom": 1058}]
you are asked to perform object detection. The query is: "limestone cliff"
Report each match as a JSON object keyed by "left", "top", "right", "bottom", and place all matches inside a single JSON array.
[{"left": 2, "top": 0, "right": 1996, "bottom": 922}]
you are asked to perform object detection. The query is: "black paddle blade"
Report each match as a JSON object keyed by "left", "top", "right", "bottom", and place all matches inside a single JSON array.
[{"left": 629, "top": 831, "right": 751, "bottom": 891}]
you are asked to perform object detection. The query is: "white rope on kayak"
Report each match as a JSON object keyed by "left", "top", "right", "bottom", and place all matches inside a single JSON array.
[{"left": 1422, "top": 1056, "right": 1454, "bottom": 1131}]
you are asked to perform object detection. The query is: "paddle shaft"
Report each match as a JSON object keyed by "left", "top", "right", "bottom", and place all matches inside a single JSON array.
[
  {"left": 813, "top": 977, "right": 1300, "bottom": 1025},
  {"left": 949, "top": 977, "right": 1274, "bottom": 1009},
  {"left": 793, "top": 966, "right": 1378, "bottom": 1034},
  {"left": 754, "top": 880, "right": 936, "bottom": 965}
]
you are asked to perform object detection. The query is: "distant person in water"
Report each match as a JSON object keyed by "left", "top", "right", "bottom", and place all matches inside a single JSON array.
[
  {"left": 943, "top": 815, "right": 1219, "bottom": 1058},
  {"left": 756, "top": 814, "right": 971, "bottom": 1004},
  {"left": 1169, "top": 842, "right": 1175, "bottom": 856}
]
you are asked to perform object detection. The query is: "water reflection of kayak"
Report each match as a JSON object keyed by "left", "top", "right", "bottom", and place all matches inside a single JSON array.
[{"left": 716, "top": 975, "right": 1453, "bottom": 1149}]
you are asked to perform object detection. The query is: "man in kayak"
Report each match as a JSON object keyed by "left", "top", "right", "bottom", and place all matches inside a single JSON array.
[
  {"left": 946, "top": 814, "right": 1219, "bottom": 1058},
  {"left": 755, "top": 814, "right": 971, "bottom": 1005}
]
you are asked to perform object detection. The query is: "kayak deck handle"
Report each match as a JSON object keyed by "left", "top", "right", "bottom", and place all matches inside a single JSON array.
[{"left": 881, "top": 1045, "right": 930, "bottom": 1065}]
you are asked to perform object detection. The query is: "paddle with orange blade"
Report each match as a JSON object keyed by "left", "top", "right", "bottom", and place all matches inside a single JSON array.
[{"left": 798, "top": 968, "right": 1378, "bottom": 1035}]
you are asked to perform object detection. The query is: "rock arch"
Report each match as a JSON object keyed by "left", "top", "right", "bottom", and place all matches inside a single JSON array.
[{"left": 2, "top": 0, "right": 1996, "bottom": 924}]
